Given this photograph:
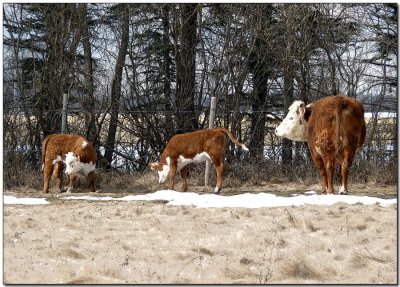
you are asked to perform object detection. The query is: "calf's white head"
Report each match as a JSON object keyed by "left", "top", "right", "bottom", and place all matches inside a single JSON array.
[
  {"left": 275, "top": 100, "right": 309, "bottom": 142},
  {"left": 64, "top": 152, "right": 96, "bottom": 175},
  {"left": 149, "top": 157, "right": 170, "bottom": 184}
]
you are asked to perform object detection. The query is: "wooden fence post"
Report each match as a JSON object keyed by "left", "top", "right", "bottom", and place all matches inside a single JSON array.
[
  {"left": 61, "top": 93, "right": 68, "bottom": 134},
  {"left": 205, "top": 96, "right": 217, "bottom": 186}
]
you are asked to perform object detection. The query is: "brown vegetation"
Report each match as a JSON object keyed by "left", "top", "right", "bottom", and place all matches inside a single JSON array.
[{"left": 3, "top": 187, "right": 397, "bottom": 284}]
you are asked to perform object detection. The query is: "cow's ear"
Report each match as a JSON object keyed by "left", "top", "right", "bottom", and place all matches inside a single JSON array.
[
  {"left": 304, "top": 103, "right": 314, "bottom": 122},
  {"left": 149, "top": 162, "right": 158, "bottom": 171},
  {"left": 297, "top": 102, "right": 306, "bottom": 118}
]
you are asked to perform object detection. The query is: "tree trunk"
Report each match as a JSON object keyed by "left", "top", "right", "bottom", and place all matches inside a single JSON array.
[
  {"left": 162, "top": 4, "right": 174, "bottom": 139},
  {"left": 79, "top": 4, "right": 97, "bottom": 146},
  {"left": 104, "top": 5, "right": 130, "bottom": 169},
  {"left": 38, "top": 4, "right": 82, "bottom": 137},
  {"left": 175, "top": 3, "right": 199, "bottom": 134}
]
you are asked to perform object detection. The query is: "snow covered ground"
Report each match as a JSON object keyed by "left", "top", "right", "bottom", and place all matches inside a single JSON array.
[{"left": 4, "top": 190, "right": 397, "bottom": 208}]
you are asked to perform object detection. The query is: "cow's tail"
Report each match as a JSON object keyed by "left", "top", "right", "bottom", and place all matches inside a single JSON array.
[
  {"left": 335, "top": 103, "right": 344, "bottom": 163},
  {"left": 41, "top": 135, "right": 51, "bottom": 171},
  {"left": 220, "top": 128, "right": 249, "bottom": 152}
]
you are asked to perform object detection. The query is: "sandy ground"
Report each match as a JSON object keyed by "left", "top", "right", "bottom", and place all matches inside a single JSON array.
[{"left": 3, "top": 184, "right": 398, "bottom": 284}]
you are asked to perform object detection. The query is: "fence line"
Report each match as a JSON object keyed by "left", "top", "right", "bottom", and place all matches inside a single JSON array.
[{"left": 3, "top": 104, "right": 397, "bottom": 174}]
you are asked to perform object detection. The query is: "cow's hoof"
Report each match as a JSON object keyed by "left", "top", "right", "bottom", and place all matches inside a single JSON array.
[{"left": 213, "top": 187, "right": 221, "bottom": 194}]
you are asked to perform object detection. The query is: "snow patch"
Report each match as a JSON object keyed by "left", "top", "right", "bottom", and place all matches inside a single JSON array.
[
  {"left": 63, "top": 190, "right": 397, "bottom": 208},
  {"left": 4, "top": 195, "right": 49, "bottom": 205},
  {"left": 4, "top": 191, "right": 397, "bottom": 208}
]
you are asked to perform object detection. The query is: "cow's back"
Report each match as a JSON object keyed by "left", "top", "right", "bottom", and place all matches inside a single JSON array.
[
  {"left": 43, "top": 134, "right": 96, "bottom": 163},
  {"left": 307, "top": 95, "right": 366, "bottom": 156},
  {"left": 161, "top": 129, "right": 227, "bottom": 161}
]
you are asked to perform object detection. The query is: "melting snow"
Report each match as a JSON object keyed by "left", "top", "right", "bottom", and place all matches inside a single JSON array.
[
  {"left": 66, "top": 190, "right": 396, "bottom": 208},
  {"left": 4, "top": 195, "right": 49, "bottom": 205},
  {"left": 4, "top": 191, "right": 397, "bottom": 208}
]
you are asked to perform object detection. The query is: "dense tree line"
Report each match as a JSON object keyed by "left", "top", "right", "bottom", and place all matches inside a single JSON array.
[{"left": 3, "top": 3, "right": 397, "bottom": 174}]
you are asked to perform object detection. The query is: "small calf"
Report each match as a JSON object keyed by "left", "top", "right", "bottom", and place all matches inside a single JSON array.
[{"left": 150, "top": 128, "right": 249, "bottom": 193}]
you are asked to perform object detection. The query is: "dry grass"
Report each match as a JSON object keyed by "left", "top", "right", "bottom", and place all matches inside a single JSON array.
[
  {"left": 4, "top": 155, "right": 396, "bottom": 197},
  {"left": 3, "top": 190, "right": 397, "bottom": 284}
]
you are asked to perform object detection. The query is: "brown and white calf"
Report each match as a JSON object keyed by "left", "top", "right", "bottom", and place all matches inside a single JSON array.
[
  {"left": 275, "top": 95, "right": 366, "bottom": 195},
  {"left": 149, "top": 128, "right": 249, "bottom": 193},
  {"left": 42, "top": 134, "right": 97, "bottom": 193}
]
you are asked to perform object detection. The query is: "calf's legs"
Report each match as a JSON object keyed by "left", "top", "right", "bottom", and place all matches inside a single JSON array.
[
  {"left": 43, "top": 160, "right": 54, "bottom": 193},
  {"left": 180, "top": 166, "right": 189, "bottom": 192},
  {"left": 168, "top": 161, "right": 177, "bottom": 191},
  {"left": 87, "top": 171, "right": 96, "bottom": 192},
  {"left": 211, "top": 157, "right": 225, "bottom": 194}
]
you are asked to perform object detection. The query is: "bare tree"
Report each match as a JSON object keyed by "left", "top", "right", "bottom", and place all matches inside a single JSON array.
[
  {"left": 79, "top": 4, "right": 97, "bottom": 146},
  {"left": 174, "top": 4, "right": 200, "bottom": 133},
  {"left": 104, "top": 4, "right": 130, "bottom": 169}
]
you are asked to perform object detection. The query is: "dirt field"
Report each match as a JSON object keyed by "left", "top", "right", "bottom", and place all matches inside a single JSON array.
[{"left": 3, "top": 183, "right": 398, "bottom": 284}]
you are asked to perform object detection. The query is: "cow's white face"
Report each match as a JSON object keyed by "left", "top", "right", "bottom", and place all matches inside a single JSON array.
[
  {"left": 64, "top": 152, "right": 96, "bottom": 176},
  {"left": 275, "top": 100, "right": 308, "bottom": 142},
  {"left": 150, "top": 157, "right": 170, "bottom": 184}
]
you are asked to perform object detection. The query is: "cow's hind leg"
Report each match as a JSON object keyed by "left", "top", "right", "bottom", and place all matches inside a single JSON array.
[
  {"left": 180, "top": 166, "right": 189, "bottom": 192},
  {"left": 211, "top": 157, "right": 225, "bottom": 194},
  {"left": 324, "top": 157, "right": 335, "bottom": 194},
  {"left": 339, "top": 150, "right": 355, "bottom": 195},
  {"left": 43, "top": 160, "right": 54, "bottom": 193}
]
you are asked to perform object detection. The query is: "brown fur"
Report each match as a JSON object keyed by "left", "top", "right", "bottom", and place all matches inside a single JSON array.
[
  {"left": 305, "top": 95, "right": 366, "bottom": 194},
  {"left": 149, "top": 128, "right": 248, "bottom": 193},
  {"left": 42, "top": 134, "right": 97, "bottom": 193}
]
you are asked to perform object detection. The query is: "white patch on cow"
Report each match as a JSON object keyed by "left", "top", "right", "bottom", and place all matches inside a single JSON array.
[
  {"left": 157, "top": 157, "right": 170, "bottom": 184},
  {"left": 339, "top": 186, "right": 347, "bottom": 195},
  {"left": 214, "top": 187, "right": 220, "bottom": 194},
  {"left": 64, "top": 152, "right": 95, "bottom": 176},
  {"left": 177, "top": 152, "right": 211, "bottom": 171},
  {"left": 315, "top": 146, "right": 322, "bottom": 156},
  {"left": 275, "top": 100, "right": 308, "bottom": 142},
  {"left": 52, "top": 155, "right": 63, "bottom": 165},
  {"left": 82, "top": 141, "right": 88, "bottom": 148}
]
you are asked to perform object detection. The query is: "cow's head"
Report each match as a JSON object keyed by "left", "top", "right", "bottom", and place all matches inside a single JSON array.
[
  {"left": 149, "top": 157, "right": 170, "bottom": 184},
  {"left": 65, "top": 152, "right": 95, "bottom": 175},
  {"left": 275, "top": 100, "right": 310, "bottom": 142}
]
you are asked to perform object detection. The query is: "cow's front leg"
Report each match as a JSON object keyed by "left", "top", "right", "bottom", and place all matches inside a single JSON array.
[
  {"left": 53, "top": 162, "right": 64, "bottom": 192},
  {"left": 168, "top": 163, "right": 177, "bottom": 191},
  {"left": 180, "top": 166, "right": 189, "bottom": 192},
  {"left": 66, "top": 174, "right": 77, "bottom": 193}
]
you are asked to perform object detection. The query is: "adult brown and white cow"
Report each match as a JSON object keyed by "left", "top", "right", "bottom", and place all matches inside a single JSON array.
[
  {"left": 42, "top": 134, "right": 97, "bottom": 193},
  {"left": 275, "top": 95, "right": 366, "bottom": 195},
  {"left": 149, "top": 128, "right": 249, "bottom": 193}
]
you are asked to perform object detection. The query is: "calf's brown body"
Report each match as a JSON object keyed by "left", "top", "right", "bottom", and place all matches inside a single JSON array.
[{"left": 150, "top": 128, "right": 248, "bottom": 193}]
